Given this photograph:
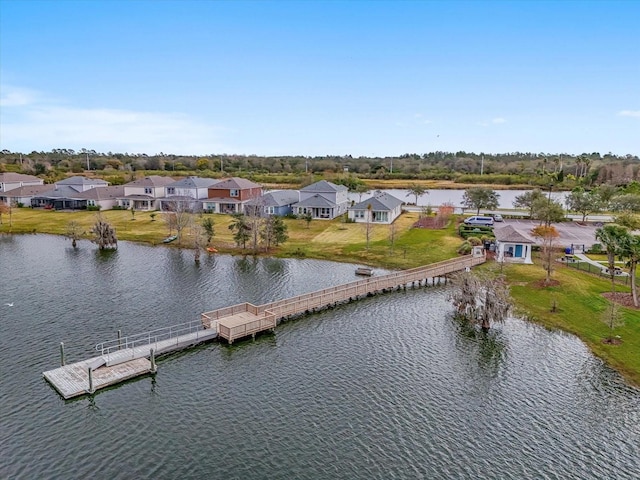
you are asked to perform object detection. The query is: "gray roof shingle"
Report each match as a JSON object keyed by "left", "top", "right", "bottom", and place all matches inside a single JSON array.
[
  {"left": 300, "top": 180, "right": 347, "bottom": 193},
  {"left": 350, "top": 192, "right": 403, "bottom": 211}
]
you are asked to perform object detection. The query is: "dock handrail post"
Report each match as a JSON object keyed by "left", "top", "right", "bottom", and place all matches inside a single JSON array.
[
  {"left": 150, "top": 348, "right": 157, "bottom": 374},
  {"left": 60, "top": 342, "right": 65, "bottom": 366},
  {"left": 117, "top": 329, "right": 122, "bottom": 350},
  {"left": 88, "top": 367, "right": 94, "bottom": 394}
]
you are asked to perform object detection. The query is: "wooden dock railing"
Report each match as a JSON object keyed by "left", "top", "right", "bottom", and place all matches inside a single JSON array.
[{"left": 201, "top": 254, "right": 485, "bottom": 331}]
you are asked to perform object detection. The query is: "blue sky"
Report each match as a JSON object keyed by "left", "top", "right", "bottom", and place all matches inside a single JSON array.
[{"left": 1, "top": 0, "right": 638, "bottom": 156}]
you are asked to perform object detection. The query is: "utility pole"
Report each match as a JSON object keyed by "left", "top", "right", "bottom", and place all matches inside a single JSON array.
[
  {"left": 86, "top": 153, "right": 90, "bottom": 171},
  {"left": 480, "top": 155, "right": 484, "bottom": 175},
  {"left": 390, "top": 158, "right": 393, "bottom": 174}
]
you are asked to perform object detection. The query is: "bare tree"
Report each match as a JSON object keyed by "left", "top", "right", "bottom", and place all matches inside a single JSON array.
[
  {"left": 531, "top": 225, "right": 560, "bottom": 285},
  {"left": 0, "top": 203, "right": 10, "bottom": 227},
  {"left": 90, "top": 213, "right": 117, "bottom": 250},
  {"left": 449, "top": 271, "right": 512, "bottom": 329},
  {"left": 66, "top": 220, "right": 82, "bottom": 248},
  {"left": 164, "top": 198, "right": 192, "bottom": 243},
  {"left": 364, "top": 203, "right": 373, "bottom": 250},
  {"left": 190, "top": 218, "right": 206, "bottom": 263}
]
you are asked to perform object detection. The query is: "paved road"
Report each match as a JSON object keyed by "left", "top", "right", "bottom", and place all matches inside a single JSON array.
[{"left": 497, "top": 219, "right": 599, "bottom": 249}]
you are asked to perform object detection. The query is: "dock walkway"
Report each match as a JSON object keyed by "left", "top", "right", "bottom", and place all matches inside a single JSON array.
[
  {"left": 202, "top": 254, "right": 486, "bottom": 344},
  {"left": 44, "top": 253, "right": 485, "bottom": 399}
]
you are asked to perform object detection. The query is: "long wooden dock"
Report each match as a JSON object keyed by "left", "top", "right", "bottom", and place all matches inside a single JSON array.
[
  {"left": 202, "top": 253, "right": 486, "bottom": 344},
  {"left": 44, "top": 253, "right": 484, "bottom": 398}
]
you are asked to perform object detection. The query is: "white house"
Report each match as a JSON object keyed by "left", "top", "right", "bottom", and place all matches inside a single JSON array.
[
  {"left": 159, "top": 176, "right": 219, "bottom": 211},
  {"left": 494, "top": 225, "right": 534, "bottom": 264},
  {"left": 348, "top": 192, "right": 403, "bottom": 224},
  {"left": 292, "top": 180, "right": 349, "bottom": 219},
  {"left": 0, "top": 173, "right": 44, "bottom": 193},
  {"left": 55, "top": 176, "right": 109, "bottom": 192},
  {"left": 118, "top": 175, "right": 175, "bottom": 210}
]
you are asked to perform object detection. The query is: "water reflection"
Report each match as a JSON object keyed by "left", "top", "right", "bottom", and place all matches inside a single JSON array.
[{"left": 451, "top": 314, "right": 509, "bottom": 379}]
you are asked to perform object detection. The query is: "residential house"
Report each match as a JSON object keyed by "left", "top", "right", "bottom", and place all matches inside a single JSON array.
[
  {"left": 203, "top": 177, "right": 262, "bottom": 214},
  {"left": 75, "top": 186, "right": 125, "bottom": 210},
  {"left": 118, "top": 176, "right": 175, "bottom": 210},
  {"left": 244, "top": 190, "right": 300, "bottom": 216},
  {"left": 348, "top": 192, "right": 403, "bottom": 224},
  {"left": 31, "top": 176, "right": 109, "bottom": 210},
  {"left": 494, "top": 225, "right": 534, "bottom": 264},
  {"left": 0, "top": 185, "right": 52, "bottom": 206},
  {"left": 293, "top": 180, "right": 349, "bottom": 219},
  {"left": 0, "top": 173, "right": 44, "bottom": 195},
  {"left": 159, "top": 176, "right": 219, "bottom": 212}
]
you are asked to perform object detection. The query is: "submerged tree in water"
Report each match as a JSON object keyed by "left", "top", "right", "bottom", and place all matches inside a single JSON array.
[
  {"left": 449, "top": 271, "right": 512, "bottom": 329},
  {"left": 90, "top": 214, "right": 117, "bottom": 250},
  {"left": 66, "top": 220, "right": 82, "bottom": 248}
]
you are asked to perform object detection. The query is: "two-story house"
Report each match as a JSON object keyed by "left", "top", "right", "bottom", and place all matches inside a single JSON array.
[
  {"left": 203, "top": 177, "right": 262, "bottom": 214},
  {"left": 118, "top": 175, "right": 175, "bottom": 210},
  {"left": 31, "top": 176, "right": 109, "bottom": 210},
  {"left": 0, "top": 173, "right": 44, "bottom": 194},
  {"left": 292, "top": 180, "right": 349, "bottom": 219},
  {"left": 159, "top": 176, "right": 219, "bottom": 212}
]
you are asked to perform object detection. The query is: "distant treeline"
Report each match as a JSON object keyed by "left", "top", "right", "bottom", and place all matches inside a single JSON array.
[{"left": 1, "top": 149, "right": 639, "bottom": 188}]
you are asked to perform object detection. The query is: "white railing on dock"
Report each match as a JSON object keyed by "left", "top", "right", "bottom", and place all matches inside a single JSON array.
[
  {"left": 201, "top": 254, "right": 485, "bottom": 328},
  {"left": 95, "top": 319, "right": 206, "bottom": 357}
]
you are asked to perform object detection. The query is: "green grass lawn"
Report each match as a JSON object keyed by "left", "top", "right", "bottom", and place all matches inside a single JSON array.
[{"left": 501, "top": 260, "right": 640, "bottom": 387}]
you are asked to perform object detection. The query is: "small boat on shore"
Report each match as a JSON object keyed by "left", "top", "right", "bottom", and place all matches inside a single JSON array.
[
  {"left": 162, "top": 235, "right": 178, "bottom": 244},
  {"left": 206, "top": 247, "right": 218, "bottom": 253},
  {"left": 355, "top": 267, "right": 374, "bottom": 276}
]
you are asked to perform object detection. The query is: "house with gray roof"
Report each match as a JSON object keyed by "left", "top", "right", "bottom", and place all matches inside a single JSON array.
[
  {"left": 292, "top": 180, "right": 349, "bottom": 219},
  {"left": 348, "top": 192, "right": 404, "bottom": 224},
  {"left": 119, "top": 175, "right": 175, "bottom": 210},
  {"left": 245, "top": 190, "right": 300, "bottom": 216},
  {"left": 159, "top": 176, "right": 219, "bottom": 212},
  {"left": 0, "top": 184, "right": 52, "bottom": 207},
  {"left": 75, "top": 185, "right": 125, "bottom": 210},
  {"left": 31, "top": 176, "right": 110, "bottom": 210},
  {"left": 494, "top": 225, "right": 534, "bottom": 264},
  {"left": 203, "top": 177, "right": 263, "bottom": 214},
  {"left": 0, "top": 173, "right": 44, "bottom": 194}
]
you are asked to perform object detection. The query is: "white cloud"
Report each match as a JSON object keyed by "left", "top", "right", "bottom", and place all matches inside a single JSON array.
[
  {"left": 618, "top": 110, "right": 640, "bottom": 118},
  {"left": 0, "top": 85, "right": 230, "bottom": 154},
  {"left": 0, "top": 85, "right": 41, "bottom": 107},
  {"left": 492, "top": 117, "right": 506, "bottom": 124}
]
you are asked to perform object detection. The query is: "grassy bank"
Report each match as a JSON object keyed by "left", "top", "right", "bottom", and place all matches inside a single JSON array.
[
  {"left": 501, "top": 261, "right": 640, "bottom": 387},
  {"left": 0, "top": 208, "right": 463, "bottom": 269}
]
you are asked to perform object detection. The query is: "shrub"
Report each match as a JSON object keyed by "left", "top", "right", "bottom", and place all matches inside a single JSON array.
[
  {"left": 87, "top": 205, "right": 101, "bottom": 211},
  {"left": 589, "top": 243, "right": 603, "bottom": 254},
  {"left": 466, "top": 236, "right": 483, "bottom": 246},
  {"left": 457, "top": 241, "right": 472, "bottom": 255}
]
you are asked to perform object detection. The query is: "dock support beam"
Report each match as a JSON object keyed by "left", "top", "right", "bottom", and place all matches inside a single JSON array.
[
  {"left": 88, "top": 367, "right": 94, "bottom": 394},
  {"left": 150, "top": 348, "right": 156, "bottom": 373},
  {"left": 60, "top": 342, "right": 65, "bottom": 366},
  {"left": 118, "top": 329, "right": 122, "bottom": 350}
]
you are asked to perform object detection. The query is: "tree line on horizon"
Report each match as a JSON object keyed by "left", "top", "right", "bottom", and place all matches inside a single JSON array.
[{"left": 1, "top": 148, "right": 639, "bottom": 189}]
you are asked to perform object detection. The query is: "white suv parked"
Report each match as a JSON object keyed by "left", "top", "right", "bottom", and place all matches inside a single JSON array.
[{"left": 463, "top": 216, "right": 495, "bottom": 226}]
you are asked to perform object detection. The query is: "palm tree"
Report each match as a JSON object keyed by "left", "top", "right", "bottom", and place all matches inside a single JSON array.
[
  {"left": 406, "top": 184, "right": 428, "bottom": 205},
  {"left": 621, "top": 234, "right": 640, "bottom": 307},
  {"left": 595, "top": 224, "right": 629, "bottom": 292}
]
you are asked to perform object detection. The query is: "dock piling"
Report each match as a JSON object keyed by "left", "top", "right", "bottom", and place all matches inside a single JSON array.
[
  {"left": 88, "top": 367, "right": 94, "bottom": 394},
  {"left": 60, "top": 342, "right": 65, "bottom": 366},
  {"left": 150, "top": 348, "right": 156, "bottom": 373},
  {"left": 117, "top": 330, "right": 122, "bottom": 350}
]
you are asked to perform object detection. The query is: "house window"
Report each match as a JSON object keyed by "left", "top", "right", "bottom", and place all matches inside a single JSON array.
[
  {"left": 144, "top": 187, "right": 152, "bottom": 194},
  {"left": 167, "top": 187, "right": 175, "bottom": 195},
  {"left": 376, "top": 212, "right": 388, "bottom": 222},
  {"left": 354, "top": 210, "right": 365, "bottom": 219},
  {"left": 265, "top": 206, "right": 275, "bottom": 215},
  {"left": 230, "top": 189, "right": 239, "bottom": 197}
]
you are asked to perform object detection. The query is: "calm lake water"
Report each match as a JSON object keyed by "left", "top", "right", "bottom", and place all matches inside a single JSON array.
[{"left": 1, "top": 235, "right": 638, "bottom": 479}]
